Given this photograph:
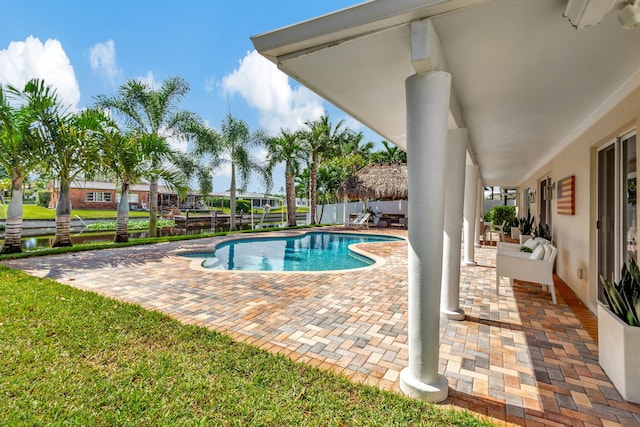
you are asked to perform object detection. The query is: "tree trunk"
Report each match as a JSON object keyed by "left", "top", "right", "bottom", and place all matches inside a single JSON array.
[
  {"left": 53, "top": 177, "right": 72, "bottom": 247},
  {"left": 310, "top": 155, "right": 318, "bottom": 224},
  {"left": 285, "top": 169, "right": 297, "bottom": 227},
  {"left": 229, "top": 162, "right": 237, "bottom": 231},
  {"left": 115, "top": 181, "right": 130, "bottom": 243},
  {"left": 0, "top": 175, "right": 24, "bottom": 254},
  {"left": 149, "top": 179, "right": 158, "bottom": 238}
]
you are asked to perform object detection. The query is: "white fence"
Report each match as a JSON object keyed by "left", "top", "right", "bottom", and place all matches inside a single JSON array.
[{"left": 316, "top": 200, "right": 408, "bottom": 225}]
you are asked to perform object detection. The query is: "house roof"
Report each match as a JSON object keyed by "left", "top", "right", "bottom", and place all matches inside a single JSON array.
[{"left": 252, "top": 0, "right": 640, "bottom": 187}]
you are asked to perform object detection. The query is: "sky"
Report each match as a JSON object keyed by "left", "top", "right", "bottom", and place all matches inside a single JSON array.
[{"left": 0, "top": 0, "right": 383, "bottom": 195}]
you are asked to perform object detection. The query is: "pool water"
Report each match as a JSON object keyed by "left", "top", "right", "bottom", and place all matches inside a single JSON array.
[{"left": 181, "top": 232, "right": 402, "bottom": 271}]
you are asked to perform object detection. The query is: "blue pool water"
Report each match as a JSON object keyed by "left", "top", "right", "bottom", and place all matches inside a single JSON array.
[{"left": 181, "top": 232, "right": 402, "bottom": 271}]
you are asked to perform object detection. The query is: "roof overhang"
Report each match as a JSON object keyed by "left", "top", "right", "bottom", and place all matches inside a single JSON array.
[{"left": 253, "top": 0, "right": 640, "bottom": 187}]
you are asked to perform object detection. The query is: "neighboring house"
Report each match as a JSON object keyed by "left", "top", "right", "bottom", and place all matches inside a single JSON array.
[
  {"left": 211, "top": 191, "right": 283, "bottom": 209},
  {"left": 252, "top": 0, "right": 640, "bottom": 402},
  {"left": 49, "top": 181, "right": 183, "bottom": 210}
]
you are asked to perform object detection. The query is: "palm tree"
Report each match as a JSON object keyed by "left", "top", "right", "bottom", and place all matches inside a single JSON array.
[
  {"left": 94, "top": 76, "right": 208, "bottom": 237},
  {"left": 171, "top": 151, "right": 213, "bottom": 204},
  {"left": 338, "top": 131, "right": 373, "bottom": 158},
  {"left": 302, "top": 114, "right": 349, "bottom": 224},
  {"left": 0, "top": 80, "right": 58, "bottom": 254},
  {"left": 369, "top": 140, "right": 407, "bottom": 164},
  {"left": 194, "top": 114, "right": 270, "bottom": 231},
  {"left": 40, "top": 108, "right": 107, "bottom": 247},
  {"left": 266, "top": 129, "right": 305, "bottom": 227},
  {"left": 97, "top": 125, "right": 184, "bottom": 243},
  {"left": 295, "top": 168, "right": 310, "bottom": 203}
]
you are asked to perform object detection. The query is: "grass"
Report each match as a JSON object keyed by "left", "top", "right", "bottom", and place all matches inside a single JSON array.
[
  {"left": 0, "top": 267, "right": 494, "bottom": 426},
  {"left": 8, "top": 205, "right": 308, "bottom": 219},
  {"left": 17, "top": 205, "right": 151, "bottom": 220}
]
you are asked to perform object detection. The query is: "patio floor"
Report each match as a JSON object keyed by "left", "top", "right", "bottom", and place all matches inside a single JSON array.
[{"left": 3, "top": 227, "right": 640, "bottom": 426}]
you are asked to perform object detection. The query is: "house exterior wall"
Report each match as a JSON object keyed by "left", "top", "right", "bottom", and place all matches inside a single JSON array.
[
  {"left": 50, "top": 187, "right": 151, "bottom": 210},
  {"left": 517, "top": 86, "right": 640, "bottom": 313}
]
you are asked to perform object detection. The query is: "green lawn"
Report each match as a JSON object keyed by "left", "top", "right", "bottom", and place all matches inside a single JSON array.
[
  {"left": 0, "top": 266, "right": 494, "bottom": 426},
  {"left": 0, "top": 204, "right": 308, "bottom": 220},
  {"left": 13, "top": 205, "right": 151, "bottom": 220}
]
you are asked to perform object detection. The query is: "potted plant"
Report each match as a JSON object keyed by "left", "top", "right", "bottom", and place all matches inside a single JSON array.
[
  {"left": 518, "top": 213, "right": 535, "bottom": 244},
  {"left": 598, "top": 258, "right": 640, "bottom": 403},
  {"left": 532, "top": 222, "right": 551, "bottom": 241},
  {"left": 510, "top": 218, "right": 520, "bottom": 240}
]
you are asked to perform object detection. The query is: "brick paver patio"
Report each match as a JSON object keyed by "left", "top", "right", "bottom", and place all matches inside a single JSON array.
[{"left": 3, "top": 227, "right": 640, "bottom": 426}]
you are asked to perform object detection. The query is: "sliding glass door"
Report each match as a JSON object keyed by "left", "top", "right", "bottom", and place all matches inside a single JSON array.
[{"left": 597, "top": 132, "right": 637, "bottom": 302}]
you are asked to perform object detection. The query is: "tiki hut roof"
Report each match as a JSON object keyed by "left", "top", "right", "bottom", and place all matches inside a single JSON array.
[{"left": 337, "top": 162, "right": 408, "bottom": 201}]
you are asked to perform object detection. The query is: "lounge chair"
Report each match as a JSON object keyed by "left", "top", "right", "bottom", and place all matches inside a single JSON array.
[{"left": 345, "top": 212, "right": 371, "bottom": 228}]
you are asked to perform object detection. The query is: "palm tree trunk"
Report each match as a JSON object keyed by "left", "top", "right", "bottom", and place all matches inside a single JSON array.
[
  {"left": 149, "top": 179, "right": 158, "bottom": 238},
  {"left": 1, "top": 175, "right": 24, "bottom": 254},
  {"left": 285, "top": 171, "right": 297, "bottom": 227},
  {"left": 310, "top": 156, "right": 318, "bottom": 224},
  {"left": 115, "top": 181, "right": 130, "bottom": 243},
  {"left": 53, "top": 177, "right": 72, "bottom": 247},
  {"left": 229, "top": 162, "right": 237, "bottom": 231}
]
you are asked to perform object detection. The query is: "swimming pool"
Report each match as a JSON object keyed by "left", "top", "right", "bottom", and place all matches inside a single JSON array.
[{"left": 181, "top": 232, "right": 402, "bottom": 271}]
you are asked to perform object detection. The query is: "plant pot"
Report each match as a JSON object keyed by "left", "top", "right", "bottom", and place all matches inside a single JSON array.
[
  {"left": 519, "top": 234, "right": 531, "bottom": 244},
  {"left": 598, "top": 302, "right": 640, "bottom": 403},
  {"left": 511, "top": 228, "right": 520, "bottom": 240}
]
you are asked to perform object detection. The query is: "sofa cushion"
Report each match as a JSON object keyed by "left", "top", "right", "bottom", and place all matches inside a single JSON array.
[
  {"left": 523, "top": 239, "right": 540, "bottom": 250},
  {"left": 543, "top": 244, "right": 553, "bottom": 261},
  {"left": 530, "top": 244, "right": 545, "bottom": 260}
]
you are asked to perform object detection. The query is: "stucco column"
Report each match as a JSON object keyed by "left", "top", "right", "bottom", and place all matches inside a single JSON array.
[
  {"left": 399, "top": 71, "right": 450, "bottom": 403},
  {"left": 477, "top": 179, "right": 484, "bottom": 246},
  {"left": 441, "top": 129, "right": 468, "bottom": 320},
  {"left": 463, "top": 165, "right": 480, "bottom": 265}
]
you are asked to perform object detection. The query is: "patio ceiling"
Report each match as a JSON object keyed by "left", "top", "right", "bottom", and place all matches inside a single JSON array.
[{"left": 252, "top": 0, "right": 640, "bottom": 187}]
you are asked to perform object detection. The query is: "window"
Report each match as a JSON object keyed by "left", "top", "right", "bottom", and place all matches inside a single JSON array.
[{"left": 85, "top": 192, "right": 112, "bottom": 202}]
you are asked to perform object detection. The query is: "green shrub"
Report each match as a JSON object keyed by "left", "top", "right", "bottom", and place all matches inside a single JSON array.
[
  {"left": 202, "top": 197, "right": 251, "bottom": 213},
  {"left": 36, "top": 190, "right": 52, "bottom": 208},
  {"left": 207, "top": 196, "right": 229, "bottom": 209},
  {"left": 235, "top": 199, "right": 251, "bottom": 213},
  {"left": 485, "top": 205, "right": 516, "bottom": 232}
]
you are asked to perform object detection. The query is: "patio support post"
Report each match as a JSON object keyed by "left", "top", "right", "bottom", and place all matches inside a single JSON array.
[
  {"left": 399, "top": 69, "right": 450, "bottom": 403},
  {"left": 441, "top": 129, "right": 468, "bottom": 320},
  {"left": 463, "top": 165, "right": 479, "bottom": 265},
  {"left": 475, "top": 179, "right": 484, "bottom": 247}
]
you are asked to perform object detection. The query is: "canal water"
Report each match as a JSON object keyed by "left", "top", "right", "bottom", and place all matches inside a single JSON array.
[{"left": 1, "top": 227, "right": 223, "bottom": 250}]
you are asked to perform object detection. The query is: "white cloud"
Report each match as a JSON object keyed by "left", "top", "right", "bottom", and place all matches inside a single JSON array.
[
  {"left": 137, "top": 70, "right": 160, "bottom": 89},
  {"left": 221, "top": 50, "right": 324, "bottom": 133},
  {"left": 166, "top": 134, "right": 188, "bottom": 153},
  {"left": 89, "top": 39, "right": 121, "bottom": 85},
  {"left": 343, "top": 116, "right": 364, "bottom": 132},
  {"left": 204, "top": 76, "right": 216, "bottom": 93},
  {"left": 0, "top": 36, "right": 80, "bottom": 109}
]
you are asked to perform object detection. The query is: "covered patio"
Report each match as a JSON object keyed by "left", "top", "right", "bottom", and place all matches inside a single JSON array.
[
  {"left": 252, "top": 0, "right": 640, "bottom": 405},
  {"left": 2, "top": 229, "right": 637, "bottom": 425}
]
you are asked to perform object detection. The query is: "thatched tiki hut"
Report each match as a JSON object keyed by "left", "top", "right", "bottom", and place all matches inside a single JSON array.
[{"left": 337, "top": 163, "right": 408, "bottom": 212}]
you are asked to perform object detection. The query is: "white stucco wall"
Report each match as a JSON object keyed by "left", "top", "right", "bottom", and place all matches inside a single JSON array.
[{"left": 517, "top": 86, "right": 640, "bottom": 313}]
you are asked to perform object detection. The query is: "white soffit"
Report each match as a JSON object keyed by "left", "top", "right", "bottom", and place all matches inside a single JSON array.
[{"left": 253, "top": 0, "right": 640, "bottom": 187}]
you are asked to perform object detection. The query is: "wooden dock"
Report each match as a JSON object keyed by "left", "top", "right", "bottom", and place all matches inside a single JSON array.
[{"left": 173, "top": 211, "right": 308, "bottom": 230}]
